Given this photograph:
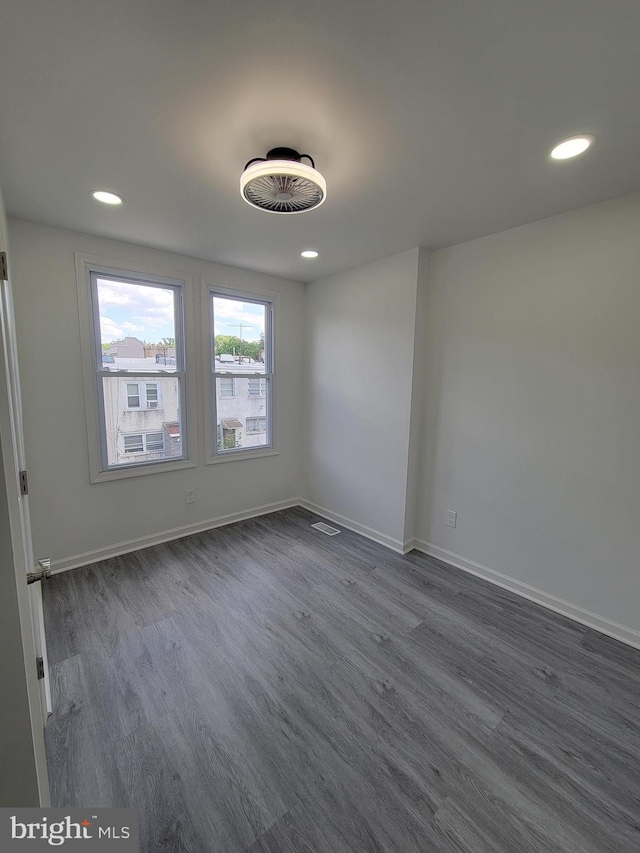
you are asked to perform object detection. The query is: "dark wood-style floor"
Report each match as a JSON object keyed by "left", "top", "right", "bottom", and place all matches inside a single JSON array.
[{"left": 43, "top": 506, "right": 640, "bottom": 852}]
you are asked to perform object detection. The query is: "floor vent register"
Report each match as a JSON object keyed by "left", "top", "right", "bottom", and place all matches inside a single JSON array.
[{"left": 311, "top": 521, "right": 341, "bottom": 536}]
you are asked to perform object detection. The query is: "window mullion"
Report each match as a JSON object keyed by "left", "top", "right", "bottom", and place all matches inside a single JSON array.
[{"left": 213, "top": 373, "right": 273, "bottom": 379}]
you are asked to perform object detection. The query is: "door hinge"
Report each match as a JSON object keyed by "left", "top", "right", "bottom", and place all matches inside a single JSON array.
[
  {"left": 36, "top": 657, "right": 45, "bottom": 680},
  {"left": 0, "top": 252, "right": 7, "bottom": 281},
  {"left": 27, "top": 558, "right": 51, "bottom": 585},
  {"left": 19, "top": 469, "right": 28, "bottom": 495}
]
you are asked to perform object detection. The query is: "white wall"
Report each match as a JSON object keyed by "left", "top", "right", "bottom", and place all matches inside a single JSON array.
[
  {"left": 417, "top": 192, "right": 640, "bottom": 637},
  {"left": 305, "top": 248, "right": 425, "bottom": 549},
  {"left": 10, "top": 193, "right": 640, "bottom": 647},
  {"left": 403, "top": 249, "right": 429, "bottom": 546},
  {"left": 0, "top": 194, "right": 47, "bottom": 805},
  {"left": 8, "top": 219, "right": 305, "bottom": 568}
]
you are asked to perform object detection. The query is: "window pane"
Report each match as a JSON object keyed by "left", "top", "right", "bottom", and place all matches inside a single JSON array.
[
  {"left": 96, "top": 277, "right": 177, "bottom": 373},
  {"left": 213, "top": 296, "right": 266, "bottom": 369},
  {"left": 248, "top": 378, "right": 266, "bottom": 397},
  {"left": 124, "top": 435, "right": 143, "bottom": 453},
  {"left": 126, "top": 383, "right": 140, "bottom": 408},
  {"left": 146, "top": 433, "right": 164, "bottom": 451},
  {"left": 145, "top": 383, "right": 159, "bottom": 408},
  {"left": 218, "top": 377, "right": 234, "bottom": 397},
  {"left": 215, "top": 376, "right": 269, "bottom": 451},
  {"left": 211, "top": 291, "right": 271, "bottom": 456},
  {"left": 102, "top": 375, "right": 183, "bottom": 466}
]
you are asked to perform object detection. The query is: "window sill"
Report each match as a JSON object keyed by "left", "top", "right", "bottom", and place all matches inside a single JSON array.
[
  {"left": 206, "top": 447, "right": 280, "bottom": 465},
  {"left": 90, "top": 457, "right": 197, "bottom": 483}
]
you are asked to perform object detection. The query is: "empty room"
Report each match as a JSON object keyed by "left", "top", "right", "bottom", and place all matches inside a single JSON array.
[{"left": 1, "top": 1, "right": 639, "bottom": 851}]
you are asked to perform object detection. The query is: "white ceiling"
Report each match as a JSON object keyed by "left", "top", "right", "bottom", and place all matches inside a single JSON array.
[{"left": 1, "top": 0, "right": 640, "bottom": 282}]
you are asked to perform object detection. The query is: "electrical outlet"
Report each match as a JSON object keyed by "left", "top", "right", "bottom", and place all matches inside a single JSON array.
[
  {"left": 445, "top": 510, "right": 457, "bottom": 528},
  {"left": 185, "top": 489, "right": 196, "bottom": 504}
]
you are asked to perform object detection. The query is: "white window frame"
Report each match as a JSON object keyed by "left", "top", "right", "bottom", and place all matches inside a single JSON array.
[
  {"left": 144, "top": 382, "right": 160, "bottom": 409},
  {"left": 76, "top": 254, "right": 198, "bottom": 482},
  {"left": 123, "top": 432, "right": 165, "bottom": 454},
  {"left": 246, "top": 416, "right": 267, "bottom": 434},
  {"left": 247, "top": 377, "right": 266, "bottom": 397},
  {"left": 125, "top": 381, "right": 161, "bottom": 410},
  {"left": 123, "top": 434, "right": 144, "bottom": 454},
  {"left": 204, "top": 283, "right": 278, "bottom": 463},
  {"left": 218, "top": 377, "right": 235, "bottom": 398}
]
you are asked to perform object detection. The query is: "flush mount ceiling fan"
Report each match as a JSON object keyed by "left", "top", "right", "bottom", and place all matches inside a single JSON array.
[{"left": 240, "top": 147, "right": 326, "bottom": 214}]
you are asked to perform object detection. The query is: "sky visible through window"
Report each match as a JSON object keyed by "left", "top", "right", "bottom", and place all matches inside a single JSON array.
[
  {"left": 97, "top": 278, "right": 176, "bottom": 344},
  {"left": 213, "top": 296, "right": 265, "bottom": 342},
  {"left": 96, "top": 279, "right": 266, "bottom": 346}
]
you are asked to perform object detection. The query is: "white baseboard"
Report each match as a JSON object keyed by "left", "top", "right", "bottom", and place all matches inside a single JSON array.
[
  {"left": 50, "top": 496, "right": 640, "bottom": 652},
  {"left": 298, "top": 499, "right": 406, "bottom": 554},
  {"left": 412, "top": 539, "right": 640, "bottom": 651},
  {"left": 403, "top": 537, "right": 418, "bottom": 555},
  {"left": 51, "top": 497, "right": 303, "bottom": 574}
]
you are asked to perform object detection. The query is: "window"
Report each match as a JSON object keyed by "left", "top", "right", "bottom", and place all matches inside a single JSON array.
[
  {"left": 127, "top": 383, "right": 140, "bottom": 408},
  {"left": 218, "top": 377, "right": 235, "bottom": 397},
  {"left": 248, "top": 378, "right": 266, "bottom": 397},
  {"left": 145, "top": 432, "right": 164, "bottom": 451},
  {"left": 125, "top": 382, "right": 160, "bottom": 409},
  {"left": 145, "top": 384, "right": 159, "bottom": 408},
  {"left": 123, "top": 432, "right": 165, "bottom": 454},
  {"left": 82, "top": 262, "right": 188, "bottom": 475},
  {"left": 210, "top": 289, "right": 273, "bottom": 457},
  {"left": 123, "top": 434, "right": 143, "bottom": 454}
]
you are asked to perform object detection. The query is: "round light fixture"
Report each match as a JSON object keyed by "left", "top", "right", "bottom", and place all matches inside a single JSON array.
[
  {"left": 241, "top": 148, "right": 326, "bottom": 214},
  {"left": 550, "top": 135, "right": 595, "bottom": 160},
  {"left": 301, "top": 250, "right": 319, "bottom": 258},
  {"left": 91, "top": 190, "right": 125, "bottom": 205}
]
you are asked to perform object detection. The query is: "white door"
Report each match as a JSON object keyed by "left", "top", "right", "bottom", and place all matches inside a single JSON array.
[
  {"left": 0, "top": 233, "right": 51, "bottom": 801},
  {"left": 0, "top": 260, "right": 52, "bottom": 720}
]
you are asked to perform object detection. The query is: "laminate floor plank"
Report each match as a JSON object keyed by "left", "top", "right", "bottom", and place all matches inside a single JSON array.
[
  {"left": 429, "top": 730, "right": 608, "bottom": 853},
  {"left": 66, "top": 561, "right": 140, "bottom": 655},
  {"left": 431, "top": 794, "right": 559, "bottom": 853},
  {"left": 45, "top": 655, "right": 116, "bottom": 807},
  {"left": 42, "top": 570, "right": 82, "bottom": 664},
  {"left": 80, "top": 619, "right": 177, "bottom": 744},
  {"left": 221, "top": 610, "right": 450, "bottom": 820},
  {"left": 485, "top": 713, "right": 640, "bottom": 853},
  {"left": 43, "top": 506, "right": 640, "bottom": 852},
  {"left": 113, "top": 712, "right": 216, "bottom": 853}
]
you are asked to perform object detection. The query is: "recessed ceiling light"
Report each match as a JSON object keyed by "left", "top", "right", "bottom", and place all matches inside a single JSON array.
[
  {"left": 301, "top": 250, "right": 319, "bottom": 258},
  {"left": 91, "top": 190, "right": 125, "bottom": 205},
  {"left": 550, "top": 135, "right": 595, "bottom": 160}
]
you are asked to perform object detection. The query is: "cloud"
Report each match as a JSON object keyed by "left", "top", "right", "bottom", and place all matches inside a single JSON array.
[
  {"left": 98, "top": 279, "right": 173, "bottom": 309},
  {"left": 96, "top": 278, "right": 176, "bottom": 341},
  {"left": 213, "top": 297, "right": 265, "bottom": 337},
  {"left": 132, "top": 309, "right": 175, "bottom": 328},
  {"left": 100, "top": 316, "right": 124, "bottom": 341},
  {"left": 96, "top": 282, "right": 133, "bottom": 305},
  {"left": 145, "top": 288, "right": 174, "bottom": 306}
]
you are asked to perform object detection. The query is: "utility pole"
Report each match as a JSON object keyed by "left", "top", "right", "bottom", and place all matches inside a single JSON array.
[
  {"left": 228, "top": 324, "right": 253, "bottom": 360},
  {"left": 228, "top": 323, "right": 253, "bottom": 341}
]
